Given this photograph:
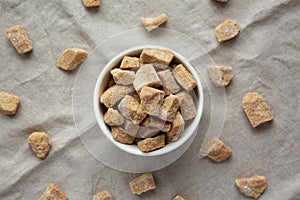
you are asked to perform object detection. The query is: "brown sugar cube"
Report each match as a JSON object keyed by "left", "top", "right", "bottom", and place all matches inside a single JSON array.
[
  {"left": 140, "top": 86, "right": 165, "bottom": 116},
  {"left": 166, "top": 111, "right": 185, "bottom": 143},
  {"left": 172, "top": 64, "right": 197, "bottom": 91},
  {"left": 0, "top": 92, "right": 20, "bottom": 115},
  {"left": 137, "top": 134, "right": 165, "bottom": 152},
  {"left": 56, "top": 48, "right": 88, "bottom": 71},
  {"left": 81, "top": 0, "right": 100, "bottom": 7},
  {"left": 235, "top": 176, "right": 267, "bottom": 199},
  {"left": 123, "top": 120, "right": 140, "bottom": 136},
  {"left": 118, "top": 95, "right": 147, "bottom": 125},
  {"left": 199, "top": 137, "right": 232, "bottom": 162},
  {"left": 93, "top": 190, "right": 112, "bottom": 200},
  {"left": 175, "top": 91, "right": 197, "bottom": 120},
  {"left": 140, "top": 48, "right": 174, "bottom": 69},
  {"left": 100, "top": 85, "right": 134, "bottom": 108},
  {"left": 6, "top": 25, "right": 33, "bottom": 54},
  {"left": 129, "top": 173, "right": 156, "bottom": 195},
  {"left": 104, "top": 108, "right": 125, "bottom": 126},
  {"left": 120, "top": 56, "right": 140, "bottom": 70},
  {"left": 111, "top": 126, "right": 135, "bottom": 144},
  {"left": 173, "top": 195, "right": 186, "bottom": 200},
  {"left": 161, "top": 95, "right": 180, "bottom": 122},
  {"left": 207, "top": 66, "right": 233, "bottom": 87},
  {"left": 142, "top": 117, "right": 171, "bottom": 132},
  {"left": 39, "top": 183, "right": 67, "bottom": 200},
  {"left": 140, "top": 13, "right": 168, "bottom": 32},
  {"left": 157, "top": 69, "right": 181, "bottom": 95},
  {"left": 28, "top": 132, "right": 51, "bottom": 159},
  {"left": 133, "top": 64, "right": 162, "bottom": 92},
  {"left": 242, "top": 92, "right": 273, "bottom": 128},
  {"left": 215, "top": 19, "right": 240, "bottom": 43},
  {"left": 110, "top": 68, "right": 135, "bottom": 85}
]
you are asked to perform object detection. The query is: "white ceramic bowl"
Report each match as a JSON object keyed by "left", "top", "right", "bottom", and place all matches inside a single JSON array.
[{"left": 94, "top": 45, "right": 204, "bottom": 157}]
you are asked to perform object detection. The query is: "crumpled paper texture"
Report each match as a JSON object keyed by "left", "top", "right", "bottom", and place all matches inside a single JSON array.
[{"left": 0, "top": 0, "right": 299, "bottom": 199}]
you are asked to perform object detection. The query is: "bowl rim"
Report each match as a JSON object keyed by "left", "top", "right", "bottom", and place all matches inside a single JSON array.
[{"left": 93, "top": 45, "right": 204, "bottom": 157}]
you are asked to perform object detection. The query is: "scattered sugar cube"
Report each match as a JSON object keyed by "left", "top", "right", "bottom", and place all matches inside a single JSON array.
[
  {"left": 6, "top": 25, "right": 33, "bottom": 54},
  {"left": 39, "top": 183, "right": 67, "bottom": 200},
  {"left": 0, "top": 92, "right": 20, "bottom": 116},
  {"left": 215, "top": 19, "right": 240, "bottom": 43},
  {"left": 81, "top": 0, "right": 100, "bottom": 7},
  {"left": 130, "top": 173, "right": 156, "bottom": 195},
  {"left": 140, "top": 13, "right": 168, "bottom": 32},
  {"left": 199, "top": 137, "right": 232, "bottom": 162},
  {"left": 173, "top": 195, "right": 186, "bottom": 200},
  {"left": 235, "top": 176, "right": 267, "bottom": 199},
  {"left": 242, "top": 92, "right": 273, "bottom": 128},
  {"left": 28, "top": 131, "right": 52, "bottom": 159},
  {"left": 93, "top": 190, "right": 112, "bottom": 200},
  {"left": 207, "top": 66, "right": 233, "bottom": 87},
  {"left": 56, "top": 48, "right": 88, "bottom": 71}
]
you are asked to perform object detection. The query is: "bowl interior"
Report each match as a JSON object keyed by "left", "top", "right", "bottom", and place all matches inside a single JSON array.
[{"left": 94, "top": 45, "right": 204, "bottom": 157}]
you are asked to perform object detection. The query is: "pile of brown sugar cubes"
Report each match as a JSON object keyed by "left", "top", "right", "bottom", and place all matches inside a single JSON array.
[{"left": 99, "top": 48, "right": 198, "bottom": 153}]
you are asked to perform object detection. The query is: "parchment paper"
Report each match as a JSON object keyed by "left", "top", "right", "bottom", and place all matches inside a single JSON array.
[{"left": 0, "top": 0, "right": 300, "bottom": 199}]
